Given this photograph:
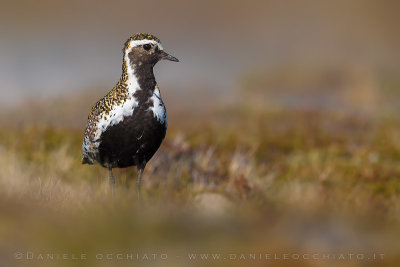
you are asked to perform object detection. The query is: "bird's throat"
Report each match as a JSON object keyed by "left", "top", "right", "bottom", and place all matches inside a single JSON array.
[{"left": 122, "top": 56, "right": 157, "bottom": 92}]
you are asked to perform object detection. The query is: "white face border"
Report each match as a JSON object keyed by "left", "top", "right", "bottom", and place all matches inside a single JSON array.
[{"left": 127, "top": 39, "right": 163, "bottom": 50}]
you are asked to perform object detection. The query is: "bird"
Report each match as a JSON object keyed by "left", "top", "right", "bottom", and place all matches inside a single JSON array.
[{"left": 81, "top": 33, "right": 179, "bottom": 199}]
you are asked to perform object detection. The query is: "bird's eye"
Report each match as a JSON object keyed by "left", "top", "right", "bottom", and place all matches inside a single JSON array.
[{"left": 143, "top": 44, "right": 151, "bottom": 51}]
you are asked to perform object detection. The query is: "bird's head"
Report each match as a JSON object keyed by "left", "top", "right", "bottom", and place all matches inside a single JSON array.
[{"left": 123, "top": 33, "right": 179, "bottom": 66}]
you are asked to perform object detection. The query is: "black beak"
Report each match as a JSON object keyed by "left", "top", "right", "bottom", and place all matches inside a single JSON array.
[{"left": 159, "top": 50, "right": 179, "bottom": 62}]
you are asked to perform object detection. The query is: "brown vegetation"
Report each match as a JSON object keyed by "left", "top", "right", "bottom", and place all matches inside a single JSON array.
[{"left": 1, "top": 68, "right": 400, "bottom": 266}]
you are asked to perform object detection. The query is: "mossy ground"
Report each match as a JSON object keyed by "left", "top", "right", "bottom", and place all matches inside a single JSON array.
[{"left": 1, "top": 74, "right": 399, "bottom": 266}]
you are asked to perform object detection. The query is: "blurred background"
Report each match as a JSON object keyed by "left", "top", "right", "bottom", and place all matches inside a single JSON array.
[{"left": 0, "top": 0, "right": 399, "bottom": 266}]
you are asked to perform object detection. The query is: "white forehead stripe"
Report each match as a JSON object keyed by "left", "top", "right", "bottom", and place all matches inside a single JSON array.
[{"left": 128, "top": 39, "right": 163, "bottom": 50}]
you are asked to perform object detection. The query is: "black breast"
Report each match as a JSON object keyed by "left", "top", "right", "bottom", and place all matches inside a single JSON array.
[
  {"left": 97, "top": 60, "right": 167, "bottom": 168},
  {"left": 98, "top": 108, "right": 166, "bottom": 168}
]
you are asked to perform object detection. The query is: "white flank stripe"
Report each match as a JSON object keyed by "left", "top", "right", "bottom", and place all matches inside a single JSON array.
[
  {"left": 93, "top": 53, "right": 141, "bottom": 143},
  {"left": 149, "top": 87, "right": 167, "bottom": 128}
]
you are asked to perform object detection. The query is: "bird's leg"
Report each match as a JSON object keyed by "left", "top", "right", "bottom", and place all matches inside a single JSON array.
[
  {"left": 136, "top": 168, "right": 143, "bottom": 200},
  {"left": 109, "top": 167, "right": 115, "bottom": 197},
  {"left": 135, "top": 160, "right": 146, "bottom": 201}
]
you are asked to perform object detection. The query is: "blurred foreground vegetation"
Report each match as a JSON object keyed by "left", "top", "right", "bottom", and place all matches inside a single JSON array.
[{"left": 0, "top": 68, "right": 400, "bottom": 267}]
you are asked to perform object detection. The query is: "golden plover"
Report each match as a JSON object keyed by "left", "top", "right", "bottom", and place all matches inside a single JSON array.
[{"left": 82, "top": 33, "right": 179, "bottom": 199}]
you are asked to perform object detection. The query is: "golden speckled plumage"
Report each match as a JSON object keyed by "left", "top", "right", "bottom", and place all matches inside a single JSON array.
[
  {"left": 124, "top": 33, "right": 161, "bottom": 49},
  {"left": 84, "top": 57, "right": 130, "bottom": 142},
  {"left": 86, "top": 33, "right": 160, "bottom": 131}
]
